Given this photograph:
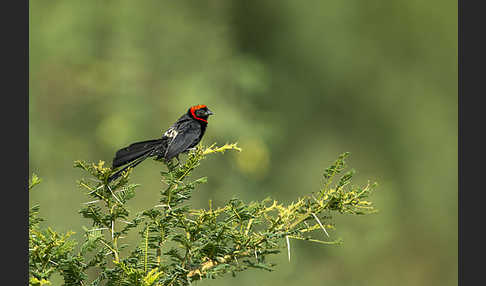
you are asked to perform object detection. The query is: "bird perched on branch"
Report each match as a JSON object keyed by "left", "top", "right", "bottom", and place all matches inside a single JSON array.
[{"left": 108, "top": 105, "right": 214, "bottom": 182}]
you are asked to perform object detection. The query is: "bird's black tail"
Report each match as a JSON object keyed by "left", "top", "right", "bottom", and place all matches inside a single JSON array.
[{"left": 108, "top": 139, "right": 163, "bottom": 182}]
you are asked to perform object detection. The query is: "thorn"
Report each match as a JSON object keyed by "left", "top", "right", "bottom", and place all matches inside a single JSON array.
[
  {"left": 88, "top": 185, "right": 103, "bottom": 194},
  {"left": 119, "top": 220, "right": 133, "bottom": 225},
  {"left": 154, "top": 204, "right": 169, "bottom": 208},
  {"left": 107, "top": 184, "right": 123, "bottom": 205},
  {"left": 286, "top": 235, "right": 291, "bottom": 262},
  {"left": 86, "top": 227, "right": 109, "bottom": 232},
  {"left": 82, "top": 200, "right": 100, "bottom": 205},
  {"left": 311, "top": 213, "right": 329, "bottom": 237}
]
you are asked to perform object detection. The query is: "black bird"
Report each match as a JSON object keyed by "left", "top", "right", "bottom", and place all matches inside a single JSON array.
[{"left": 108, "top": 105, "right": 214, "bottom": 182}]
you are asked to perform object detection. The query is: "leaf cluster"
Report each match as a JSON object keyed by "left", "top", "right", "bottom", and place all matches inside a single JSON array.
[{"left": 29, "top": 144, "right": 377, "bottom": 286}]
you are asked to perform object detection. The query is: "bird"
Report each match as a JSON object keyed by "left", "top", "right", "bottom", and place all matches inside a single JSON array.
[{"left": 107, "top": 105, "right": 214, "bottom": 182}]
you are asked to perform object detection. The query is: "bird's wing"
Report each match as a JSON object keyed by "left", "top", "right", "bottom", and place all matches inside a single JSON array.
[{"left": 164, "top": 122, "right": 201, "bottom": 160}]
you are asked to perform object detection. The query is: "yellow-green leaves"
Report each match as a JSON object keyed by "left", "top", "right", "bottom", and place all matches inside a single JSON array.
[
  {"left": 29, "top": 277, "right": 50, "bottom": 286},
  {"left": 30, "top": 144, "right": 377, "bottom": 285},
  {"left": 202, "top": 142, "right": 242, "bottom": 155},
  {"left": 143, "top": 268, "right": 164, "bottom": 286},
  {"left": 29, "top": 173, "right": 42, "bottom": 190}
]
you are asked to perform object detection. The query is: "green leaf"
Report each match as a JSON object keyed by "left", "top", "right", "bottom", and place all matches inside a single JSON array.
[{"left": 29, "top": 173, "right": 42, "bottom": 191}]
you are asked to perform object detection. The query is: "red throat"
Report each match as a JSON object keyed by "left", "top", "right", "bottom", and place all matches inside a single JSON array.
[{"left": 190, "top": 105, "right": 208, "bottom": 123}]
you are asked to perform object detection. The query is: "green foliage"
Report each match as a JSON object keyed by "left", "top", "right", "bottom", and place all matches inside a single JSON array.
[
  {"left": 29, "top": 174, "right": 83, "bottom": 285},
  {"left": 29, "top": 144, "right": 377, "bottom": 286}
]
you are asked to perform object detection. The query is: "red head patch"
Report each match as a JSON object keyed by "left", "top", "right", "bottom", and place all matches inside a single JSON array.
[{"left": 190, "top": 105, "right": 208, "bottom": 123}]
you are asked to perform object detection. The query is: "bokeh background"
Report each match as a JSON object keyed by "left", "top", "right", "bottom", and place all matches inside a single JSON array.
[{"left": 29, "top": 1, "right": 457, "bottom": 285}]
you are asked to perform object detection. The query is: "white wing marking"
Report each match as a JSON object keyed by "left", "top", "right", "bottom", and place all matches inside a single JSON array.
[{"left": 164, "top": 127, "right": 178, "bottom": 138}]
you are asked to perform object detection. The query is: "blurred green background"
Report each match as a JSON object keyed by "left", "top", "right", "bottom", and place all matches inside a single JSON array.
[{"left": 29, "top": 1, "right": 457, "bottom": 285}]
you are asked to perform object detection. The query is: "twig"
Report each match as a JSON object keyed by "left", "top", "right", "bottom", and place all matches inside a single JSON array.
[{"left": 287, "top": 235, "right": 341, "bottom": 245}]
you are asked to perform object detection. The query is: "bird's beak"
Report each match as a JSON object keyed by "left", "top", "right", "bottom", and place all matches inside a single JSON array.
[{"left": 207, "top": 109, "right": 214, "bottom": 116}]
